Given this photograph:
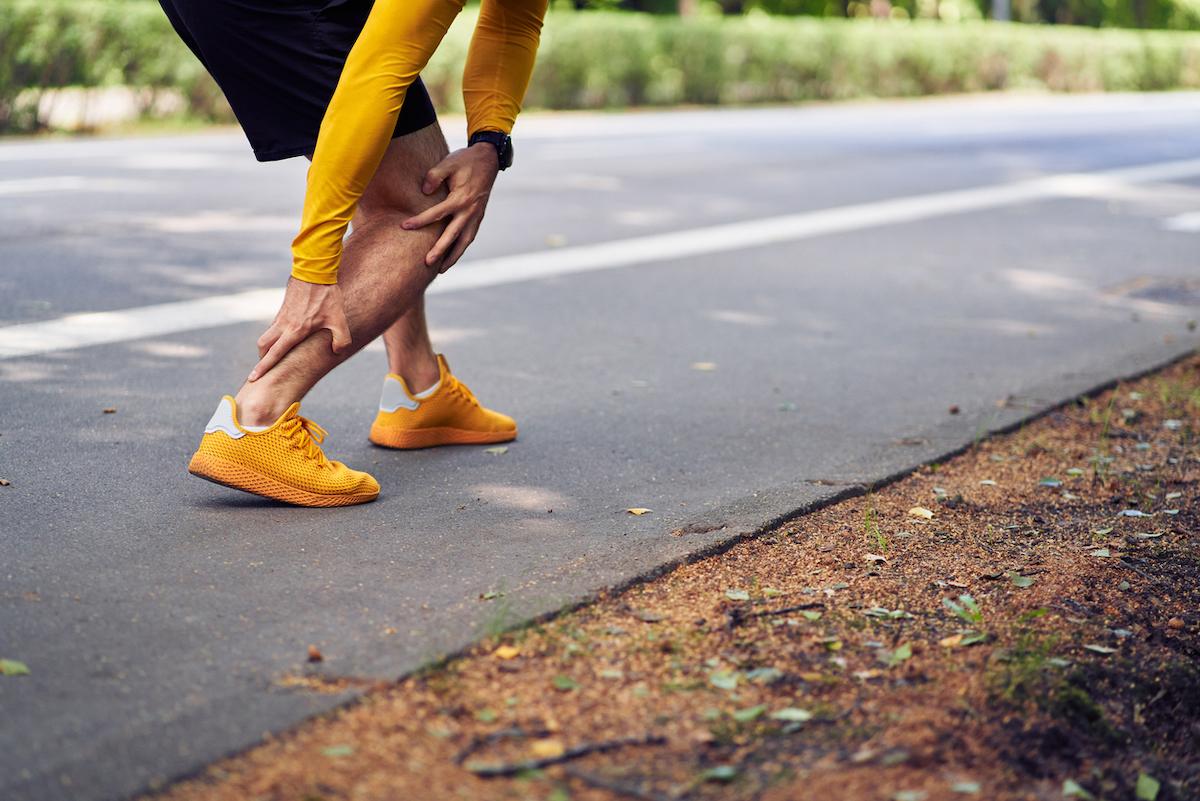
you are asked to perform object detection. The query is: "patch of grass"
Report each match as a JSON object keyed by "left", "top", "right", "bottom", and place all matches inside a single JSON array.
[{"left": 862, "top": 492, "right": 887, "bottom": 554}]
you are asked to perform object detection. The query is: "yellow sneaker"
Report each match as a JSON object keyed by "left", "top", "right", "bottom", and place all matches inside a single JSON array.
[
  {"left": 369, "top": 354, "right": 517, "bottom": 449},
  {"left": 188, "top": 396, "right": 380, "bottom": 507}
]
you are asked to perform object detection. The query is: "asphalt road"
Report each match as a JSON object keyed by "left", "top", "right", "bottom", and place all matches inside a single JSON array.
[{"left": 2, "top": 93, "right": 1199, "bottom": 801}]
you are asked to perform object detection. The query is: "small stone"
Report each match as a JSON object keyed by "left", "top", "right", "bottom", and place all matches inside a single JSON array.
[
  {"left": 1167, "top": 617, "right": 1185, "bottom": 630},
  {"left": 307, "top": 645, "right": 323, "bottom": 662}
]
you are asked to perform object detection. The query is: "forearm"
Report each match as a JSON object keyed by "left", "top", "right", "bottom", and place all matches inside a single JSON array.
[
  {"left": 462, "top": 0, "right": 547, "bottom": 137},
  {"left": 292, "top": 0, "right": 466, "bottom": 285}
]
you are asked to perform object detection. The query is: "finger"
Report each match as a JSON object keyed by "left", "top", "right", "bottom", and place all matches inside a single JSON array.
[
  {"left": 422, "top": 162, "right": 450, "bottom": 195},
  {"left": 326, "top": 317, "right": 353, "bottom": 354},
  {"left": 402, "top": 197, "right": 455, "bottom": 230},
  {"left": 440, "top": 218, "right": 480, "bottom": 273},
  {"left": 426, "top": 215, "right": 468, "bottom": 268},
  {"left": 248, "top": 330, "right": 304, "bottom": 382},
  {"left": 256, "top": 323, "right": 281, "bottom": 357}
]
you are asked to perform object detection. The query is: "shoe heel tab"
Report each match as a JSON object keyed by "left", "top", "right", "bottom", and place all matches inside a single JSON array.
[
  {"left": 380, "top": 374, "right": 419, "bottom": 412},
  {"left": 204, "top": 396, "right": 246, "bottom": 439}
]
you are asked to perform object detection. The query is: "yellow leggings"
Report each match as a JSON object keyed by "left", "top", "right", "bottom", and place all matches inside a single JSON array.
[{"left": 291, "top": 0, "right": 547, "bottom": 285}]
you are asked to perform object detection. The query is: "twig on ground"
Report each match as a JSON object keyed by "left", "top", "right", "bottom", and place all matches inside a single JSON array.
[
  {"left": 464, "top": 734, "right": 667, "bottom": 777},
  {"left": 563, "top": 765, "right": 677, "bottom": 801},
  {"left": 453, "top": 726, "right": 551, "bottom": 765},
  {"left": 726, "top": 601, "right": 825, "bottom": 628}
]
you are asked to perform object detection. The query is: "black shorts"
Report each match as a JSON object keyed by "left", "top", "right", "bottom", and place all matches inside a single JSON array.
[{"left": 159, "top": 0, "right": 439, "bottom": 162}]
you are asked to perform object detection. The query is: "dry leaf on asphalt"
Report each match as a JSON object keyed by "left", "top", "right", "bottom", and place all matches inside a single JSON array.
[{"left": 626, "top": 507, "right": 652, "bottom": 515}]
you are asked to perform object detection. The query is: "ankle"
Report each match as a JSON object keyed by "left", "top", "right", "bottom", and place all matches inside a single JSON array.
[
  {"left": 390, "top": 351, "right": 440, "bottom": 395},
  {"left": 234, "top": 383, "right": 291, "bottom": 427}
]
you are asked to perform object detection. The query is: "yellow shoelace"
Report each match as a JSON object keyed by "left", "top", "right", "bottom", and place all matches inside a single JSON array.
[
  {"left": 450, "top": 379, "right": 480, "bottom": 407},
  {"left": 280, "top": 415, "right": 329, "bottom": 465}
]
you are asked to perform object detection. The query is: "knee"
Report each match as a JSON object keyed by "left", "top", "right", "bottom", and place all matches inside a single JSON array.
[{"left": 356, "top": 125, "right": 450, "bottom": 221}]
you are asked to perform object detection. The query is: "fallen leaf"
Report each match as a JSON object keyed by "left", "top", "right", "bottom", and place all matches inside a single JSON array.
[
  {"left": 0, "top": 659, "right": 30, "bottom": 676},
  {"left": 306, "top": 645, "right": 323, "bottom": 663},
  {"left": 552, "top": 675, "right": 578, "bottom": 692},
  {"left": 483, "top": 446, "right": 508, "bottom": 455},
  {"left": 879, "top": 643, "right": 912, "bottom": 667},
  {"left": 321, "top": 744, "right": 354, "bottom": 758},
  {"left": 770, "top": 707, "right": 813, "bottom": 722},
  {"left": 1089, "top": 548, "right": 1111, "bottom": 558},
  {"left": 700, "top": 765, "right": 738, "bottom": 783},
  {"left": 854, "top": 669, "right": 883, "bottom": 680},
  {"left": 1083, "top": 644, "right": 1116, "bottom": 655},
  {"left": 733, "top": 704, "right": 766, "bottom": 722},
  {"left": 1009, "top": 572, "right": 1035, "bottom": 588},
  {"left": 744, "top": 667, "right": 783, "bottom": 685},
  {"left": 1167, "top": 617, "right": 1184, "bottom": 630},
  {"left": 691, "top": 362, "right": 718, "bottom": 372},
  {"left": 939, "top": 634, "right": 964, "bottom": 648},
  {"left": 1119, "top": 509, "right": 1151, "bottom": 518},
  {"left": 908, "top": 506, "right": 935, "bottom": 519},
  {"left": 480, "top": 590, "right": 502, "bottom": 600},
  {"left": 725, "top": 588, "right": 750, "bottom": 602},
  {"left": 102, "top": 407, "right": 117, "bottom": 414},
  {"left": 1136, "top": 773, "right": 1160, "bottom": 801},
  {"left": 951, "top": 781, "right": 981, "bottom": 794},
  {"left": 493, "top": 644, "right": 520, "bottom": 660},
  {"left": 979, "top": 479, "right": 997, "bottom": 486},
  {"left": 800, "top": 610, "right": 822, "bottom": 622},
  {"left": 865, "top": 553, "right": 887, "bottom": 563},
  {"left": 626, "top": 507, "right": 652, "bottom": 516},
  {"left": 1038, "top": 477, "right": 1062, "bottom": 488},
  {"left": 530, "top": 738, "right": 565, "bottom": 759},
  {"left": 709, "top": 670, "right": 739, "bottom": 690},
  {"left": 893, "top": 792, "right": 926, "bottom": 801},
  {"left": 1062, "top": 780, "right": 1095, "bottom": 800},
  {"left": 598, "top": 668, "right": 624, "bottom": 680},
  {"left": 1091, "top": 526, "right": 1114, "bottom": 536},
  {"left": 1066, "top": 467, "right": 1085, "bottom": 477}
]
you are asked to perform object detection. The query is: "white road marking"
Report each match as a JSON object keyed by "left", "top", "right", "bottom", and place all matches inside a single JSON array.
[
  {"left": 3, "top": 155, "right": 1200, "bottom": 361},
  {"left": 0, "top": 176, "right": 155, "bottom": 196},
  {"left": 1162, "top": 211, "right": 1200, "bottom": 232}
]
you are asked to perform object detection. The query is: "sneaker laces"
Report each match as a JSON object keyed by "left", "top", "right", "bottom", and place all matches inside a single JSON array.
[
  {"left": 280, "top": 415, "right": 329, "bottom": 465},
  {"left": 450, "top": 379, "right": 479, "bottom": 407}
]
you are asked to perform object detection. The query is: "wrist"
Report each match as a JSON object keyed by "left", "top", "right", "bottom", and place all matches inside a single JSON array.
[{"left": 468, "top": 130, "right": 512, "bottom": 171}]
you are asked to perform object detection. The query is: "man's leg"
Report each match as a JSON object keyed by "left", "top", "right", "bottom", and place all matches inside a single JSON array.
[
  {"left": 379, "top": 298, "right": 440, "bottom": 394},
  {"left": 233, "top": 123, "right": 450, "bottom": 425}
]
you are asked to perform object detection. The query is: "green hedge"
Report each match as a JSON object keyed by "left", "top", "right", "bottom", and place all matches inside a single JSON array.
[{"left": 4, "top": 1, "right": 1200, "bottom": 133}]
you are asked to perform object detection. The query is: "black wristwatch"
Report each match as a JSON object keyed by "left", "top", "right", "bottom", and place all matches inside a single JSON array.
[{"left": 469, "top": 130, "right": 513, "bottom": 171}]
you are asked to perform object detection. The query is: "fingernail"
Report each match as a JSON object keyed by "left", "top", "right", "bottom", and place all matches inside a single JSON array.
[{"left": 402, "top": 222, "right": 413, "bottom": 230}]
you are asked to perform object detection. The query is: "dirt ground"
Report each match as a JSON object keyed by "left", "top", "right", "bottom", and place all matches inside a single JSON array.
[{"left": 151, "top": 351, "right": 1200, "bottom": 801}]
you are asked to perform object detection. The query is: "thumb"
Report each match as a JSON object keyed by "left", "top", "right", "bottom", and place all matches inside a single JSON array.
[
  {"left": 422, "top": 163, "right": 449, "bottom": 195},
  {"left": 328, "top": 318, "right": 353, "bottom": 354}
]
